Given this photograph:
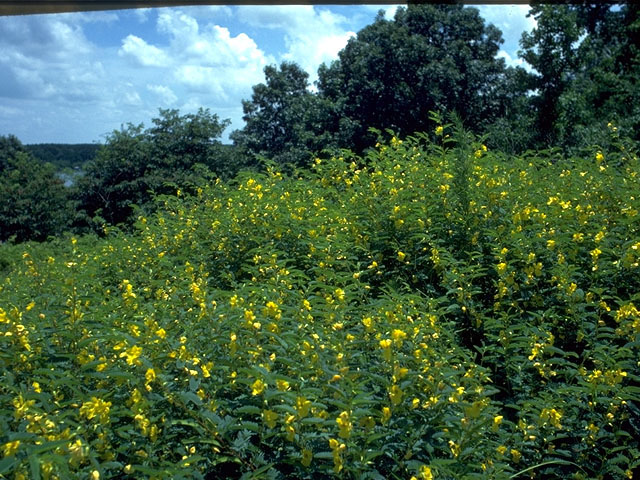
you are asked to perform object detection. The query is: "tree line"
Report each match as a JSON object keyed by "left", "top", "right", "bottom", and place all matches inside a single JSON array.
[{"left": 1, "top": 4, "right": 638, "bottom": 243}]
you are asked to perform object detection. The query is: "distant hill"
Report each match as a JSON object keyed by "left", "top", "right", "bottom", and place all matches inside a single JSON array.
[{"left": 26, "top": 143, "right": 101, "bottom": 170}]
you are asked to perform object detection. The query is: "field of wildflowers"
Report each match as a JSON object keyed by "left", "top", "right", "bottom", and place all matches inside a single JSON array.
[{"left": 1, "top": 122, "right": 639, "bottom": 479}]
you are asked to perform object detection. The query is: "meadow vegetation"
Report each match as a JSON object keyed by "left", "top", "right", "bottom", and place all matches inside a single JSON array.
[{"left": 1, "top": 119, "right": 639, "bottom": 479}]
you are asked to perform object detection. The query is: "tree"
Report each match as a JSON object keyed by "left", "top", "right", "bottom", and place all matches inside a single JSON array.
[
  {"left": 0, "top": 134, "right": 25, "bottom": 172},
  {"left": 74, "top": 108, "right": 231, "bottom": 230},
  {"left": 317, "top": 5, "right": 510, "bottom": 152},
  {"left": 519, "top": 4, "right": 640, "bottom": 151},
  {"left": 231, "top": 61, "right": 333, "bottom": 167},
  {"left": 0, "top": 136, "right": 71, "bottom": 242}
]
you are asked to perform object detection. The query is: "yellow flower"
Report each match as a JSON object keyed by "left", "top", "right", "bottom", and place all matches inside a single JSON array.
[
  {"left": 2, "top": 440, "right": 20, "bottom": 457},
  {"left": 540, "top": 408, "right": 562, "bottom": 429},
  {"left": 79, "top": 397, "right": 112, "bottom": 423},
  {"left": 391, "top": 329, "right": 407, "bottom": 344},
  {"left": 251, "top": 379, "right": 265, "bottom": 396},
  {"left": 397, "top": 251, "right": 406, "bottom": 261},
  {"left": 418, "top": 465, "right": 434, "bottom": 480},
  {"left": 120, "top": 345, "right": 142, "bottom": 366},
  {"left": 276, "top": 379, "right": 290, "bottom": 391},
  {"left": 296, "top": 397, "right": 312, "bottom": 418},
  {"left": 435, "top": 126, "right": 444, "bottom": 136},
  {"left": 12, "top": 394, "right": 36, "bottom": 418},
  {"left": 121, "top": 280, "right": 136, "bottom": 300},
  {"left": 595, "top": 151, "right": 604, "bottom": 163},
  {"left": 301, "top": 448, "right": 313, "bottom": 467},
  {"left": 449, "top": 440, "right": 460, "bottom": 457},
  {"left": 145, "top": 368, "right": 156, "bottom": 384},
  {"left": 336, "top": 411, "right": 352, "bottom": 438},
  {"left": 68, "top": 439, "right": 84, "bottom": 463},
  {"left": 381, "top": 406, "right": 392, "bottom": 423},
  {"left": 389, "top": 385, "right": 404, "bottom": 405},
  {"left": 510, "top": 448, "right": 521, "bottom": 463},
  {"left": 264, "top": 301, "right": 281, "bottom": 319},
  {"left": 492, "top": 415, "right": 503, "bottom": 432},
  {"left": 262, "top": 409, "right": 278, "bottom": 428},
  {"left": 91, "top": 470, "right": 100, "bottom": 480},
  {"left": 286, "top": 424, "right": 295, "bottom": 441}
]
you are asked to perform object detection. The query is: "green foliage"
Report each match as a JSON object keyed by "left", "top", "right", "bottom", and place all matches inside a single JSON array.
[
  {"left": 1, "top": 127, "right": 639, "bottom": 479},
  {"left": 0, "top": 136, "right": 72, "bottom": 243},
  {"left": 73, "top": 108, "right": 232, "bottom": 231},
  {"left": 231, "top": 62, "right": 335, "bottom": 169},
  {"left": 316, "top": 4, "right": 512, "bottom": 153},
  {"left": 0, "top": 135, "right": 26, "bottom": 172},
  {"left": 519, "top": 4, "right": 640, "bottom": 153}
]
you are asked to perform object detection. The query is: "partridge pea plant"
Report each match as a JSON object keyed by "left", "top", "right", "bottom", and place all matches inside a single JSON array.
[{"left": 1, "top": 121, "right": 639, "bottom": 479}]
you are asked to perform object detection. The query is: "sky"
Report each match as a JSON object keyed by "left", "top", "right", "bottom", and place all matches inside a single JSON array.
[{"left": 0, "top": 5, "right": 536, "bottom": 145}]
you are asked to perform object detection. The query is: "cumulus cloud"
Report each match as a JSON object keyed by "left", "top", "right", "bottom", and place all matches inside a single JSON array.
[
  {"left": 119, "top": 34, "right": 170, "bottom": 67},
  {"left": 0, "top": 14, "right": 104, "bottom": 105},
  {"left": 152, "top": 10, "right": 272, "bottom": 103},
  {"left": 134, "top": 8, "right": 152, "bottom": 23},
  {"left": 236, "top": 6, "right": 356, "bottom": 83},
  {"left": 147, "top": 84, "right": 178, "bottom": 105},
  {"left": 476, "top": 5, "right": 537, "bottom": 61},
  {"left": 497, "top": 50, "right": 532, "bottom": 72}
]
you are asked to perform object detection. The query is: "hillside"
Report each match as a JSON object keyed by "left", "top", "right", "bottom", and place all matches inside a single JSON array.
[
  {"left": 1, "top": 129, "right": 639, "bottom": 479},
  {"left": 25, "top": 143, "right": 101, "bottom": 170}
]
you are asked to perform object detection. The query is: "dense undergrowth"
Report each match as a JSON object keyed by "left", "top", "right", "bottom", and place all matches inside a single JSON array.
[{"left": 1, "top": 122, "right": 639, "bottom": 479}]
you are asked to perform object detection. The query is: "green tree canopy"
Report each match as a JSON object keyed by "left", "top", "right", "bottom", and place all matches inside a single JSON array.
[
  {"left": 317, "top": 4, "right": 512, "bottom": 152},
  {"left": 74, "top": 108, "right": 230, "bottom": 230},
  {"left": 519, "top": 4, "right": 640, "bottom": 151},
  {"left": 231, "top": 61, "right": 334, "bottom": 167},
  {"left": 0, "top": 135, "right": 71, "bottom": 242}
]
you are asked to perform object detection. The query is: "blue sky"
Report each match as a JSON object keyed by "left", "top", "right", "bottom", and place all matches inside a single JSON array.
[{"left": 0, "top": 5, "right": 536, "bottom": 144}]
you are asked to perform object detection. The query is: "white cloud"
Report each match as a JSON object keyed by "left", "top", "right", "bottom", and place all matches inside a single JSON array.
[
  {"left": 236, "top": 6, "right": 357, "bottom": 83},
  {"left": 147, "top": 84, "right": 178, "bottom": 105},
  {"left": 476, "top": 5, "right": 536, "bottom": 60},
  {"left": 0, "top": 14, "right": 107, "bottom": 105},
  {"left": 149, "top": 10, "right": 273, "bottom": 104},
  {"left": 134, "top": 8, "right": 152, "bottom": 23},
  {"left": 497, "top": 50, "right": 532, "bottom": 72},
  {"left": 123, "top": 87, "right": 142, "bottom": 106},
  {"left": 157, "top": 10, "right": 199, "bottom": 43},
  {"left": 119, "top": 34, "right": 170, "bottom": 67}
]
